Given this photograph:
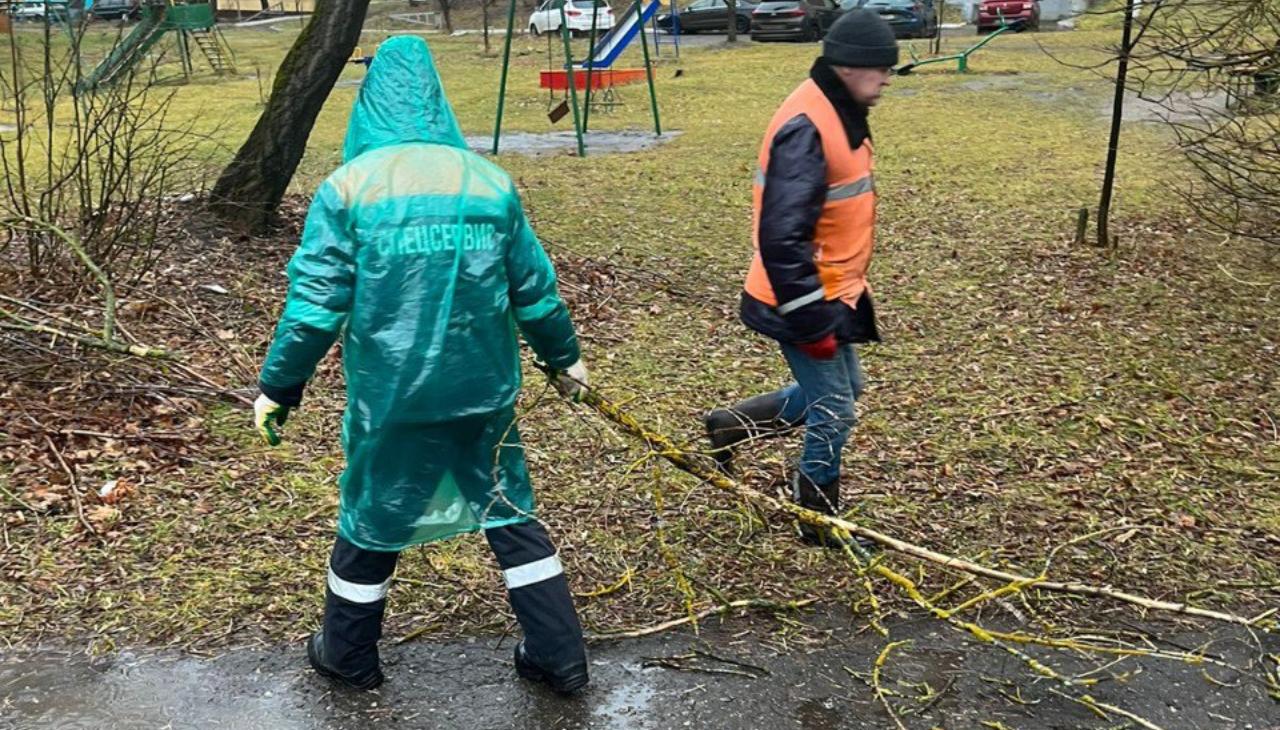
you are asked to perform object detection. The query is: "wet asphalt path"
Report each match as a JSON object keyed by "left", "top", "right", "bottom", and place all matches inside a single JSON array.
[{"left": 3, "top": 609, "right": 1278, "bottom": 729}]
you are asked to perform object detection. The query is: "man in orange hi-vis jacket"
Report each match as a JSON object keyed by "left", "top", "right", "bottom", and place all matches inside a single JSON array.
[{"left": 705, "top": 10, "right": 898, "bottom": 550}]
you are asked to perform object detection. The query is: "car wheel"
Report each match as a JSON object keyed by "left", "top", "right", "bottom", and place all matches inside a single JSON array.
[
  {"left": 529, "top": 23, "right": 540, "bottom": 36},
  {"left": 735, "top": 15, "right": 750, "bottom": 34}
]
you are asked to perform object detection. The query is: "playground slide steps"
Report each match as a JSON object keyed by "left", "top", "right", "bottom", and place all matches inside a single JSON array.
[{"left": 189, "top": 28, "right": 237, "bottom": 75}]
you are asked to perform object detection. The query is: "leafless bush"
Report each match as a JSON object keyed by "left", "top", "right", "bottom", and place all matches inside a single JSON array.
[
  {"left": 0, "top": 18, "right": 217, "bottom": 285},
  {"left": 1129, "top": 0, "right": 1278, "bottom": 248},
  {"left": 1085, "top": 0, "right": 1279, "bottom": 249}
]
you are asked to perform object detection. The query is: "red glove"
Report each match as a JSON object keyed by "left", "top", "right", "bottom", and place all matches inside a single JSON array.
[{"left": 796, "top": 333, "right": 837, "bottom": 360}]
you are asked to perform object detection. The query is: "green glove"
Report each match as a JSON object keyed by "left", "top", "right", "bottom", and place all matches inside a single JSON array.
[{"left": 253, "top": 393, "right": 292, "bottom": 446}]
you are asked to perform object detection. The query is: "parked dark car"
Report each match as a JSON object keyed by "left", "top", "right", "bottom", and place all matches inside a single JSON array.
[
  {"left": 90, "top": 0, "right": 140, "bottom": 20},
  {"left": 976, "top": 0, "right": 1039, "bottom": 32},
  {"left": 862, "top": 0, "right": 936, "bottom": 37},
  {"left": 750, "top": 0, "right": 843, "bottom": 42},
  {"left": 655, "top": 0, "right": 758, "bottom": 35}
]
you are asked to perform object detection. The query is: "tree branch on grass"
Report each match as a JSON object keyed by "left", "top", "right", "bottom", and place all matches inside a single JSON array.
[
  {"left": 0, "top": 310, "right": 168, "bottom": 358},
  {"left": 568, "top": 382, "right": 1271, "bottom": 629}
]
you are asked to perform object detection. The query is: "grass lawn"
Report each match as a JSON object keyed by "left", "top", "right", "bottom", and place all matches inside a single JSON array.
[{"left": 0, "top": 19, "right": 1277, "bottom": 653}]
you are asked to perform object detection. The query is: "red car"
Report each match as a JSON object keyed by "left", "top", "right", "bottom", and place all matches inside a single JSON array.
[{"left": 976, "top": 0, "right": 1039, "bottom": 32}]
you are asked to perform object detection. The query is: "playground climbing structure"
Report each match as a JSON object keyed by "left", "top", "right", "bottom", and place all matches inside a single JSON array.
[{"left": 78, "top": 2, "right": 236, "bottom": 93}]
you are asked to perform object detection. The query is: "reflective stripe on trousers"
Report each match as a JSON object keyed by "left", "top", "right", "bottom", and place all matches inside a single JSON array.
[
  {"left": 322, "top": 536, "right": 400, "bottom": 678},
  {"left": 321, "top": 522, "right": 585, "bottom": 678},
  {"left": 328, "top": 567, "right": 392, "bottom": 603},
  {"left": 503, "top": 554, "right": 564, "bottom": 590},
  {"left": 486, "top": 522, "right": 586, "bottom": 670}
]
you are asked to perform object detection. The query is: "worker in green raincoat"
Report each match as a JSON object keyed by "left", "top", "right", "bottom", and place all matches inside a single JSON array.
[{"left": 251, "top": 35, "right": 591, "bottom": 694}]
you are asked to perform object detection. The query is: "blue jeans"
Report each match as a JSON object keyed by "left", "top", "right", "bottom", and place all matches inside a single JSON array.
[{"left": 771, "top": 343, "right": 865, "bottom": 485}]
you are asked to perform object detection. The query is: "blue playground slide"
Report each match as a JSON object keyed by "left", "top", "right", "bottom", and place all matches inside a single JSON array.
[{"left": 580, "top": 0, "right": 661, "bottom": 69}]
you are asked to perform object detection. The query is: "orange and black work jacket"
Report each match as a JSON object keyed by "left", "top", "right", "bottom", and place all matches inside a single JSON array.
[{"left": 740, "top": 58, "right": 881, "bottom": 346}]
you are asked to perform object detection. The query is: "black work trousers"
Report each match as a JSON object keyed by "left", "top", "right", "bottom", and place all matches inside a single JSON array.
[{"left": 322, "top": 520, "right": 585, "bottom": 678}]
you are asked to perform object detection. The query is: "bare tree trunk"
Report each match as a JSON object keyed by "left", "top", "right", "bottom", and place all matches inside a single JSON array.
[
  {"left": 932, "top": 2, "right": 942, "bottom": 55},
  {"left": 483, "top": 0, "right": 491, "bottom": 54},
  {"left": 210, "top": 0, "right": 370, "bottom": 231},
  {"left": 437, "top": 0, "right": 453, "bottom": 32},
  {"left": 726, "top": 0, "right": 737, "bottom": 42},
  {"left": 1097, "top": 0, "right": 1135, "bottom": 249}
]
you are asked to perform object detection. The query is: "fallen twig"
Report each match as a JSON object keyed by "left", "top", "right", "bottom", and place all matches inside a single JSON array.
[
  {"left": 39, "top": 432, "right": 103, "bottom": 544},
  {"left": 872, "top": 641, "right": 911, "bottom": 730},
  {"left": 1048, "top": 688, "right": 1168, "bottom": 730},
  {"left": 691, "top": 648, "right": 770, "bottom": 676},
  {"left": 0, "top": 482, "right": 41, "bottom": 514},
  {"left": 587, "top": 598, "right": 817, "bottom": 642},
  {"left": 0, "top": 310, "right": 167, "bottom": 358},
  {"left": 642, "top": 656, "right": 762, "bottom": 679},
  {"left": 574, "top": 566, "right": 634, "bottom": 599}
]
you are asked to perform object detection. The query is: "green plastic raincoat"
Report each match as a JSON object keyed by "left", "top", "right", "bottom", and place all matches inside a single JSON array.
[{"left": 259, "top": 36, "right": 580, "bottom": 552}]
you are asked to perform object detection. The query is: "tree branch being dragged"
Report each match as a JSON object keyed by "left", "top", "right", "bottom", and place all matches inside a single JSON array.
[{"left": 558, "top": 376, "right": 1272, "bottom": 632}]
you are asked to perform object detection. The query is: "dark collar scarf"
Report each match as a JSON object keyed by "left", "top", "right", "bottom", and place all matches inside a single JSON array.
[{"left": 810, "top": 57, "right": 872, "bottom": 150}]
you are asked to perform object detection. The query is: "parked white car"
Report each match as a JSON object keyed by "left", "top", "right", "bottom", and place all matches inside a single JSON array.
[
  {"left": 528, "top": 0, "right": 615, "bottom": 36},
  {"left": 9, "top": 0, "right": 74, "bottom": 21}
]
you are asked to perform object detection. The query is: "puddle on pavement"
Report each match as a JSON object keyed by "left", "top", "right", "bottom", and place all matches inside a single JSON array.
[
  {"left": 591, "top": 667, "right": 657, "bottom": 728},
  {"left": 0, "top": 650, "right": 305, "bottom": 730},
  {"left": 794, "top": 696, "right": 846, "bottom": 729},
  {"left": 468, "top": 130, "right": 681, "bottom": 156}
]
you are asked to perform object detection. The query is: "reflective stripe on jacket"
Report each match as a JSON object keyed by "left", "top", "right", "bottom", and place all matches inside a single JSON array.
[{"left": 745, "top": 78, "right": 875, "bottom": 315}]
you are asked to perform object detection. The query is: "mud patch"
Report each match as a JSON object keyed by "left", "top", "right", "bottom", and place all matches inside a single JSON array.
[
  {"left": 1107, "top": 90, "right": 1231, "bottom": 123},
  {"left": 954, "top": 72, "right": 1041, "bottom": 93},
  {"left": 469, "top": 130, "right": 682, "bottom": 156}
]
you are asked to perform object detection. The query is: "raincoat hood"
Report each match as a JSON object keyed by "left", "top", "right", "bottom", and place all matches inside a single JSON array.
[{"left": 342, "top": 35, "right": 466, "bottom": 163}]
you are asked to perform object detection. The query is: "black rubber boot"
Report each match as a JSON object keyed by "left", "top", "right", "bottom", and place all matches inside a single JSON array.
[
  {"left": 312, "top": 536, "right": 398, "bottom": 691},
  {"left": 704, "top": 391, "right": 803, "bottom": 474},
  {"left": 487, "top": 522, "right": 589, "bottom": 695},
  {"left": 514, "top": 639, "right": 589, "bottom": 695},
  {"left": 791, "top": 470, "right": 878, "bottom": 554},
  {"left": 308, "top": 632, "right": 385, "bottom": 691}
]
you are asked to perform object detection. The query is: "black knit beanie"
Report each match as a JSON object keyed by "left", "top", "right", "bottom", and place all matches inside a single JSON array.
[{"left": 822, "top": 9, "right": 899, "bottom": 68}]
